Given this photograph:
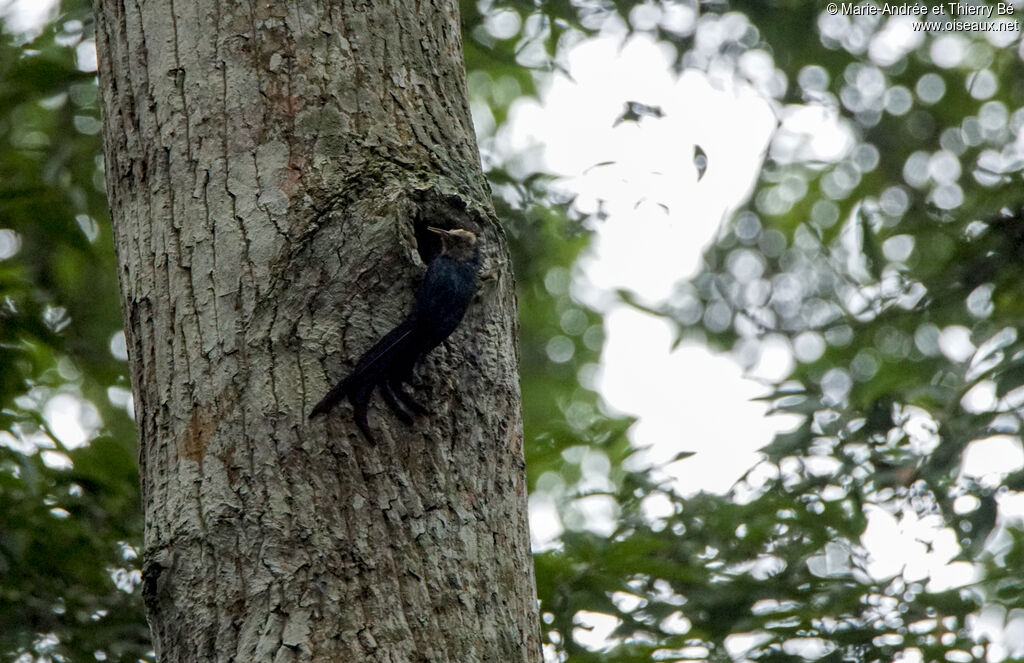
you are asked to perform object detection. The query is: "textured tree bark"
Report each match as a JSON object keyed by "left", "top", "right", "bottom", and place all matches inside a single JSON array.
[{"left": 93, "top": 1, "right": 539, "bottom": 661}]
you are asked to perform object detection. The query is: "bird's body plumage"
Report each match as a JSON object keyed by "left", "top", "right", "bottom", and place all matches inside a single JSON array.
[{"left": 310, "top": 227, "right": 481, "bottom": 441}]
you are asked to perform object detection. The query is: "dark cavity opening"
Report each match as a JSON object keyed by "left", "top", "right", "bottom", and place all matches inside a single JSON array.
[
  {"left": 414, "top": 217, "right": 444, "bottom": 265},
  {"left": 412, "top": 192, "right": 473, "bottom": 264}
]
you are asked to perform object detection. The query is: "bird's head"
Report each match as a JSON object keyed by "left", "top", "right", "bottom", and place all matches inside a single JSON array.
[{"left": 428, "top": 227, "right": 479, "bottom": 261}]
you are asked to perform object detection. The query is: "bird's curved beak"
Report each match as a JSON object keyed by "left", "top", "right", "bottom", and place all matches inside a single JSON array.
[{"left": 427, "top": 226, "right": 451, "bottom": 236}]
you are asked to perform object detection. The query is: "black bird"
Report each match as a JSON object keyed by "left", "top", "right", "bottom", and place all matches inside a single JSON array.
[{"left": 310, "top": 226, "right": 481, "bottom": 442}]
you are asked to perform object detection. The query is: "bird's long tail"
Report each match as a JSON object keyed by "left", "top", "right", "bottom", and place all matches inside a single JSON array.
[
  {"left": 309, "top": 375, "right": 352, "bottom": 418},
  {"left": 308, "top": 317, "right": 419, "bottom": 421}
]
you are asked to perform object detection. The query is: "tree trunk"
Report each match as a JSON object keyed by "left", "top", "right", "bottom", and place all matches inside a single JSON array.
[{"left": 93, "top": 1, "right": 539, "bottom": 661}]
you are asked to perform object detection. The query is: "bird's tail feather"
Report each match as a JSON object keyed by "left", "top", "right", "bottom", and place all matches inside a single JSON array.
[
  {"left": 309, "top": 318, "right": 419, "bottom": 420},
  {"left": 309, "top": 375, "right": 352, "bottom": 418},
  {"left": 350, "top": 321, "right": 416, "bottom": 376}
]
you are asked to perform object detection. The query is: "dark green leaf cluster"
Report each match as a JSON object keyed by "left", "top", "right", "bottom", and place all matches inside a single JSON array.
[
  {"left": 466, "top": 1, "right": 1024, "bottom": 662},
  {"left": 0, "top": 2, "right": 146, "bottom": 660}
]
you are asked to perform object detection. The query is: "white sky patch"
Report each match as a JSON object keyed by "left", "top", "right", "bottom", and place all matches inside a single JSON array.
[
  {"left": 509, "top": 32, "right": 793, "bottom": 496},
  {"left": 572, "top": 610, "right": 621, "bottom": 652},
  {"left": 76, "top": 38, "right": 97, "bottom": 72},
  {"left": 511, "top": 35, "right": 777, "bottom": 303},
  {"left": 860, "top": 507, "right": 968, "bottom": 586},
  {"left": 44, "top": 393, "right": 102, "bottom": 449},
  {"left": 1, "top": 0, "right": 58, "bottom": 36},
  {"left": 773, "top": 104, "right": 856, "bottom": 164},
  {"left": 528, "top": 492, "right": 564, "bottom": 550},
  {"left": 0, "top": 424, "right": 70, "bottom": 470},
  {"left": 599, "top": 307, "right": 796, "bottom": 495},
  {"left": 961, "top": 435, "right": 1024, "bottom": 487}
]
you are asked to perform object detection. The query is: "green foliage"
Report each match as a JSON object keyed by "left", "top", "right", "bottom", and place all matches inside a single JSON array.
[
  {"left": 0, "top": 1, "right": 145, "bottom": 660},
  {"left": 474, "top": 1, "right": 1024, "bottom": 662}
]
